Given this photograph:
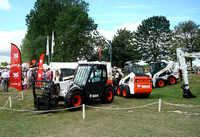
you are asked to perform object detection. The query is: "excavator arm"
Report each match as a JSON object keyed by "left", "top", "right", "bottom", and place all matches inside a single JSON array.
[{"left": 176, "top": 48, "right": 200, "bottom": 98}]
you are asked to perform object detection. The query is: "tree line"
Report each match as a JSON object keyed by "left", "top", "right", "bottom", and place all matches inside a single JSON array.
[{"left": 21, "top": 0, "right": 200, "bottom": 68}]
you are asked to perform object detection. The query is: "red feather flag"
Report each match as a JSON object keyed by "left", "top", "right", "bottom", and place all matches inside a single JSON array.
[
  {"left": 10, "top": 43, "right": 22, "bottom": 92},
  {"left": 36, "top": 53, "right": 45, "bottom": 87},
  {"left": 99, "top": 45, "right": 101, "bottom": 58}
]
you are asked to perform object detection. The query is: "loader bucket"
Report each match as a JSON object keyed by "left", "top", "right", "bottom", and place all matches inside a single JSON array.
[{"left": 183, "top": 89, "right": 196, "bottom": 98}]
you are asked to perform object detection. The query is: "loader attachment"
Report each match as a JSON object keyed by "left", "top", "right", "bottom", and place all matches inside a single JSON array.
[
  {"left": 181, "top": 84, "right": 196, "bottom": 98},
  {"left": 33, "top": 80, "right": 58, "bottom": 110}
]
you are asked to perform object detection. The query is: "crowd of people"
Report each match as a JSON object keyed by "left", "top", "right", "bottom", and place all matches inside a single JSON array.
[
  {"left": 0, "top": 67, "right": 54, "bottom": 92},
  {"left": 22, "top": 67, "right": 53, "bottom": 89}
]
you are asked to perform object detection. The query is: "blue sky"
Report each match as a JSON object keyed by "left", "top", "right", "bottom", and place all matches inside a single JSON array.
[
  {"left": 85, "top": 0, "right": 200, "bottom": 30},
  {"left": 0, "top": 0, "right": 200, "bottom": 63}
]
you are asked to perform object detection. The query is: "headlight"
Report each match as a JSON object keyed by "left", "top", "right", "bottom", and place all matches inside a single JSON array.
[{"left": 149, "top": 79, "right": 151, "bottom": 83}]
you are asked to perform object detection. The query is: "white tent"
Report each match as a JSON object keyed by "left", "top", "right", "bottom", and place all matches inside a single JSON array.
[
  {"left": 49, "top": 62, "right": 78, "bottom": 70},
  {"left": 22, "top": 63, "right": 29, "bottom": 68},
  {"left": 43, "top": 64, "right": 49, "bottom": 69},
  {"left": 192, "top": 59, "right": 200, "bottom": 67},
  {"left": 49, "top": 61, "right": 111, "bottom": 72}
]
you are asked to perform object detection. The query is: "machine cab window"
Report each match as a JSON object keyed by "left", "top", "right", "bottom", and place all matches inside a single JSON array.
[
  {"left": 150, "top": 62, "right": 167, "bottom": 77},
  {"left": 89, "top": 66, "right": 101, "bottom": 83}
]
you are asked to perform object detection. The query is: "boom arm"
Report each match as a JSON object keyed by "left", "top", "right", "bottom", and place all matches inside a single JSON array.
[{"left": 176, "top": 48, "right": 200, "bottom": 98}]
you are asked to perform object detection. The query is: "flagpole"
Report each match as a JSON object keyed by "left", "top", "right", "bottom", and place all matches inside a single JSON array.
[
  {"left": 46, "top": 35, "right": 50, "bottom": 65},
  {"left": 51, "top": 31, "right": 55, "bottom": 68},
  {"left": 48, "top": 54, "right": 50, "bottom": 65},
  {"left": 110, "top": 43, "right": 112, "bottom": 67}
]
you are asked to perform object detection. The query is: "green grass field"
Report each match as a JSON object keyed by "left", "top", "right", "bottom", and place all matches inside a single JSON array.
[{"left": 0, "top": 77, "right": 200, "bottom": 137}]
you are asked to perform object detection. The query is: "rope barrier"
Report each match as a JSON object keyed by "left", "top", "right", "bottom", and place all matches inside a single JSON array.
[
  {"left": 2, "top": 105, "right": 83, "bottom": 113},
  {"left": 1, "top": 98, "right": 200, "bottom": 119},
  {"left": 0, "top": 97, "right": 10, "bottom": 110},
  {"left": 162, "top": 100, "right": 200, "bottom": 108},
  {"left": 12, "top": 92, "right": 22, "bottom": 99},
  {"left": 0, "top": 92, "right": 22, "bottom": 109}
]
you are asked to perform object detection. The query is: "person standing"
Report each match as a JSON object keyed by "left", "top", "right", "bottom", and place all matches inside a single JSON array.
[
  {"left": 23, "top": 75, "right": 28, "bottom": 89},
  {"left": 0, "top": 68, "right": 2, "bottom": 85},
  {"left": 1, "top": 69, "right": 10, "bottom": 92},
  {"left": 46, "top": 68, "right": 51, "bottom": 81},
  {"left": 54, "top": 70, "right": 60, "bottom": 83},
  {"left": 27, "top": 68, "right": 32, "bottom": 87}
]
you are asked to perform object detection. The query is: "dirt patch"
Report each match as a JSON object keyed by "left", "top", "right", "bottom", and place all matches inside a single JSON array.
[{"left": 168, "top": 110, "right": 200, "bottom": 116}]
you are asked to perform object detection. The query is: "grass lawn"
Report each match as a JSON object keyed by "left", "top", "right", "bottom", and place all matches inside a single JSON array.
[{"left": 0, "top": 77, "right": 200, "bottom": 137}]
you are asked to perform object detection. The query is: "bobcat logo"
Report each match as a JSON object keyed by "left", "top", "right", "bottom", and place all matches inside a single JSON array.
[
  {"left": 38, "top": 74, "right": 42, "bottom": 78},
  {"left": 13, "top": 53, "right": 19, "bottom": 59},
  {"left": 13, "top": 72, "right": 19, "bottom": 78}
]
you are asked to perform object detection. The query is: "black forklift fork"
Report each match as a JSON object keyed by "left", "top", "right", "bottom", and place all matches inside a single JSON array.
[{"left": 33, "top": 80, "right": 58, "bottom": 110}]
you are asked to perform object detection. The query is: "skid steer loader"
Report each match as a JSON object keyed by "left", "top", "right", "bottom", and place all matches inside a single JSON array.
[
  {"left": 149, "top": 61, "right": 179, "bottom": 88},
  {"left": 117, "top": 63, "right": 152, "bottom": 98},
  {"left": 33, "top": 62, "right": 114, "bottom": 110}
]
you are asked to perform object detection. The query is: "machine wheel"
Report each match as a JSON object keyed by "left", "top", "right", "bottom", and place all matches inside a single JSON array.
[
  {"left": 64, "top": 90, "right": 83, "bottom": 110},
  {"left": 101, "top": 87, "right": 114, "bottom": 104},
  {"left": 168, "top": 76, "right": 177, "bottom": 85},
  {"left": 117, "top": 85, "right": 123, "bottom": 96},
  {"left": 156, "top": 79, "right": 165, "bottom": 87},
  {"left": 122, "top": 85, "right": 130, "bottom": 98}
]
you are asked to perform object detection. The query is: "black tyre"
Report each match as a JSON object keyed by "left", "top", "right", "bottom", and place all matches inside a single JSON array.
[
  {"left": 117, "top": 85, "right": 123, "bottom": 96},
  {"left": 122, "top": 85, "right": 130, "bottom": 98},
  {"left": 101, "top": 87, "right": 114, "bottom": 104},
  {"left": 64, "top": 90, "right": 83, "bottom": 110},
  {"left": 167, "top": 76, "right": 177, "bottom": 85},
  {"left": 156, "top": 79, "right": 165, "bottom": 87}
]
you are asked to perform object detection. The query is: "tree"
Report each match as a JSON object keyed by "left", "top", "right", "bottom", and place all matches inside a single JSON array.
[
  {"left": 173, "top": 20, "right": 200, "bottom": 67},
  {"left": 134, "top": 16, "right": 172, "bottom": 63},
  {"left": 54, "top": 0, "right": 98, "bottom": 62},
  {"left": 112, "top": 29, "right": 141, "bottom": 68},
  {"left": 87, "top": 34, "right": 110, "bottom": 62},
  {"left": 21, "top": 0, "right": 98, "bottom": 63},
  {"left": 174, "top": 20, "right": 200, "bottom": 49},
  {"left": 22, "top": 0, "right": 59, "bottom": 63},
  {"left": 1, "top": 62, "right": 8, "bottom": 66}
]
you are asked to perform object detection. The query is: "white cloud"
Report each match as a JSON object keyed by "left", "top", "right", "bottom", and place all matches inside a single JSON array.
[
  {"left": 98, "top": 22, "right": 140, "bottom": 40},
  {"left": 0, "top": 0, "right": 11, "bottom": 10},
  {"left": 0, "top": 30, "right": 26, "bottom": 63},
  {"left": 98, "top": 30, "right": 115, "bottom": 40},
  {"left": 114, "top": 22, "right": 141, "bottom": 32}
]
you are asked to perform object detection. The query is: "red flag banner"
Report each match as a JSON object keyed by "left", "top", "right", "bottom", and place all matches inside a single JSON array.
[
  {"left": 10, "top": 43, "right": 22, "bottom": 92},
  {"left": 36, "top": 53, "right": 45, "bottom": 87},
  {"left": 99, "top": 45, "right": 101, "bottom": 58},
  {"left": 32, "top": 60, "right": 36, "bottom": 63}
]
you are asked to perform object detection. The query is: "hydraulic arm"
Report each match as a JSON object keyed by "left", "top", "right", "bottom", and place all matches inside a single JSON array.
[{"left": 176, "top": 48, "right": 200, "bottom": 98}]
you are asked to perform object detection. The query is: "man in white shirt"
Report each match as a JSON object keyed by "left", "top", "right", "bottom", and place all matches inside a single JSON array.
[
  {"left": 27, "top": 68, "right": 32, "bottom": 87},
  {"left": 1, "top": 69, "right": 10, "bottom": 92}
]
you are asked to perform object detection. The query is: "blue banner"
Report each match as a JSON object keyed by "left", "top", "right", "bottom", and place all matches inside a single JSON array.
[{"left": 108, "top": 43, "right": 112, "bottom": 55}]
